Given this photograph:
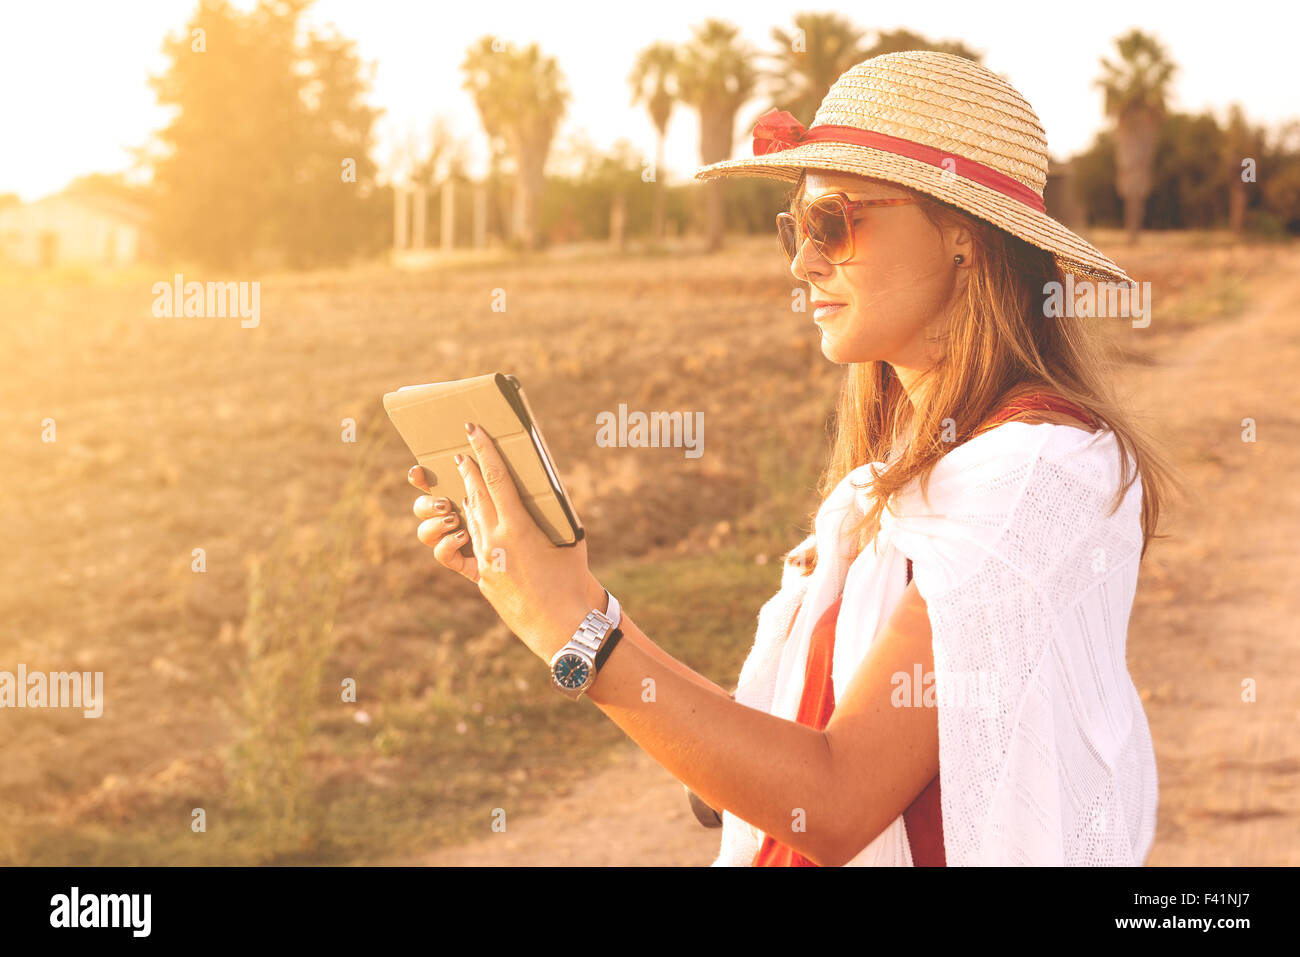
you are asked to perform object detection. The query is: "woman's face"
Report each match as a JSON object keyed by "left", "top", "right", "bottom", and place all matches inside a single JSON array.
[{"left": 790, "top": 171, "right": 971, "bottom": 375}]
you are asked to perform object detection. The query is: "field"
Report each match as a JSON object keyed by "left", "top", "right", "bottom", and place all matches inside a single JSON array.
[{"left": 1, "top": 230, "right": 1296, "bottom": 865}]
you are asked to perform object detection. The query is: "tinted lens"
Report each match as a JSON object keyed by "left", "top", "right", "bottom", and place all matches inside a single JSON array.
[
  {"left": 779, "top": 197, "right": 855, "bottom": 264},
  {"left": 805, "top": 196, "right": 852, "bottom": 263},
  {"left": 776, "top": 213, "right": 799, "bottom": 261}
]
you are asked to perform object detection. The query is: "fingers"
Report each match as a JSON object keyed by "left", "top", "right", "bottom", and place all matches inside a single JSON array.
[
  {"left": 409, "top": 464, "right": 479, "bottom": 580},
  {"left": 412, "top": 494, "right": 454, "bottom": 521},
  {"left": 408, "top": 464, "right": 432, "bottom": 494},
  {"left": 455, "top": 441, "right": 497, "bottom": 533},
  {"left": 416, "top": 504, "right": 461, "bottom": 544},
  {"left": 417, "top": 512, "right": 478, "bottom": 579},
  {"left": 462, "top": 422, "right": 524, "bottom": 528},
  {"left": 416, "top": 509, "right": 460, "bottom": 546},
  {"left": 432, "top": 524, "right": 478, "bottom": 577},
  {"left": 413, "top": 496, "right": 467, "bottom": 551},
  {"left": 458, "top": 488, "right": 485, "bottom": 558}
]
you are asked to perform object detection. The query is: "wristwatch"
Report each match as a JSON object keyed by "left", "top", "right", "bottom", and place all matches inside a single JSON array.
[{"left": 549, "top": 590, "right": 623, "bottom": 699}]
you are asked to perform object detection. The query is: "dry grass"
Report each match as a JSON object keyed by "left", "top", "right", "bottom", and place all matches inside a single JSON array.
[{"left": 0, "top": 229, "right": 1290, "bottom": 864}]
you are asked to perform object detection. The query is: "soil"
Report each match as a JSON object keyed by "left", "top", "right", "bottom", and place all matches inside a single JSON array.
[{"left": 416, "top": 246, "right": 1300, "bottom": 866}]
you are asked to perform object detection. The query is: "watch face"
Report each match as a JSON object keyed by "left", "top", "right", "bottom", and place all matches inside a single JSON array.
[{"left": 552, "top": 653, "right": 591, "bottom": 690}]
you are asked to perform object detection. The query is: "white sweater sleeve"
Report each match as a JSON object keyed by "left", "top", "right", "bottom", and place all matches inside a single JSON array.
[{"left": 886, "top": 424, "right": 1156, "bottom": 864}]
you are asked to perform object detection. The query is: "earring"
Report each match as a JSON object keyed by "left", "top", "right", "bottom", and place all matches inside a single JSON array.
[{"left": 953, "top": 254, "right": 964, "bottom": 265}]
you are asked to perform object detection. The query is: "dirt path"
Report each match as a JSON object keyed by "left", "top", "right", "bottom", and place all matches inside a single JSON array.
[
  {"left": 417, "top": 250, "right": 1300, "bottom": 866},
  {"left": 1121, "top": 248, "right": 1300, "bottom": 865},
  {"left": 417, "top": 739, "right": 723, "bottom": 866}
]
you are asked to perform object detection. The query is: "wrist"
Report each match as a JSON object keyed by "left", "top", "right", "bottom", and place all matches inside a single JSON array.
[
  {"left": 544, "top": 583, "right": 607, "bottom": 663},
  {"left": 584, "top": 576, "right": 611, "bottom": 620},
  {"left": 545, "top": 580, "right": 617, "bottom": 670}
]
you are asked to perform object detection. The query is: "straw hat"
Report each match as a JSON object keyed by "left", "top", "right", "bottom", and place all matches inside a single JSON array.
[{"left": 693, "top": 50, "right": 1133, "bottom": 284}]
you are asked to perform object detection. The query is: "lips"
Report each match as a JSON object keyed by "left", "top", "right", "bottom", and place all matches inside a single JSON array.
[{"left": 812, "top": 300, "right": 846, "bottom": 321}]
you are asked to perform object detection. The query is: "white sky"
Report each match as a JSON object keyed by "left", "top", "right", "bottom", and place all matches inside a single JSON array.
[{"left": 1, "top": 0, "right": 1297, "bottom": 200}]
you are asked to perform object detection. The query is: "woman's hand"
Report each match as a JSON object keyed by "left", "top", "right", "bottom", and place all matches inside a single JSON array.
[{"left": 410, "top": 422, "right": 605, "bottom": 663}]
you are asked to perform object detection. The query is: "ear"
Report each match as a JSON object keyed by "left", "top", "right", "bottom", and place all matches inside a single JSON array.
[{"left": 947, "top": 221, "right": 974, "bottom": 266}]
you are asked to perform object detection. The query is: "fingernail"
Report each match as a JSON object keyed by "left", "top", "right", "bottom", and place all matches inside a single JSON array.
[
  {"left": 455, "top": 530, "right": 467, "bottom": 540},
  {"left": 454, "top": 453, "right": 464, "bottom": 465},
  {"left": 464, "top": 421, "right": 475, "bottom": 435},
  {"left": 435, "top": 497, "right": 449, "bottom": 511}
]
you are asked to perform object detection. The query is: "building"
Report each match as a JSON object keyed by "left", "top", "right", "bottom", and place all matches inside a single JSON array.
[{"left": 0, "top": 190, "right": 151, "bottom": 268}]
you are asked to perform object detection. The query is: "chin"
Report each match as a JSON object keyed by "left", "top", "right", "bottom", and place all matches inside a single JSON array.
[
  {"left": 820, "top": 342, "right": 861, "bottom": 365},
  {"left": 818, "top": 334, "right": 874, "bottom": 365}
]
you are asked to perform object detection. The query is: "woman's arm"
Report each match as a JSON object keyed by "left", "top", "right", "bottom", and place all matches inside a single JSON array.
[
  {"left": 585, "top": 580, "right": 939, "bottom": 867},
  {"left": 621, "top": 627, "right": 734, "bottom": 700},
  {"left": 582, "top": 577, "right": 732, "bottom": 700},
  {"left": 414, "top": 430, "right": 933, "bottom": 865}
]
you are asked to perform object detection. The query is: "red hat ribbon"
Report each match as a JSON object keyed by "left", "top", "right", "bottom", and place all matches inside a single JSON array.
[{"left": 751, "top": 107, "right": 1046, "bottom": 214}]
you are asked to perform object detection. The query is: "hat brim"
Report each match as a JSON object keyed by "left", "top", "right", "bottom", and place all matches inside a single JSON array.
[{"left": 694, "top": 142, "right": 1133, "bottom": 285}]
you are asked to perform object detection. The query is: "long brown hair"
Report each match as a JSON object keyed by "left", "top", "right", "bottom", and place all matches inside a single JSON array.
[{"left": 786, "top": 170, "right": 1185, "bottom": 575}]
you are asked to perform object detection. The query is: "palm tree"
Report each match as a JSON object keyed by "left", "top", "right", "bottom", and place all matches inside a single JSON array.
[
  {"left": 629, "top": 42, "right": 680, "bottom": 243},
  {"left": 677, "top": 19, "right": 759, "bottom": 252},
  {"left": 861, "top": 28, "right": 984, "bottom": 63},
  {"left": 461, "top": 37, "right": 569, "bottom": 251},
  {"left": 764, "top": 13, "right": 868, "bottom": 126},
  {"left": 1096, "top": 30, "right": 1177, "bottom": 244},
  {"left": 756, "top": 22, "right": 983, "bottom": 167}
]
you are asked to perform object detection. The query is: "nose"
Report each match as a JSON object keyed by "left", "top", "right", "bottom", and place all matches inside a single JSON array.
[{"left": 789, "top": 235, "right": 831, "bottom": 284}]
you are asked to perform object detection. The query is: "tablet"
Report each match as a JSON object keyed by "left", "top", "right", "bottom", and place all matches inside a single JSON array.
[{"left": 383, "top": 372, "right": 585, "bottom": 548}]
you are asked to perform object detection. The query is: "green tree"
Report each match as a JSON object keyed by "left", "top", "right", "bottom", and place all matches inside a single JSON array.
[
  {"left": 1261, "top": 121, "right": 1300, "bottom": 234},
  {"left": 678, "top": 19, "right": 759, "bottom": 252},
  {"left": 1222, "top": 104, "right": 1267, "bottom": 233},
  {"left": 148, "top": 0, "right": 380, "bottom": 269},
  {"left": 541, "top": 138, "right": 646, "bottom": 243},
  {"left": 628, "top": 42, "right": 680, "bottom": 243},
  {"left": 1070, "top": 130, "right": 1123, "bottom": 228},
  {"left": 1096, "top": 29, "right": 1177, "bottom": 243},
  {"left": 765, "top": 13, "right": 869, "bottom": 126},
  {"left": 291, "top": 26, "right": 382, "bottom": 265},
  {"left": 1074, "top": 110, "right": 1300, "bottom": 235},
  {"left": 461, "top": 37, "right": 569, "bottom": 252},
  {"left": 1146, "top": 111, "right": 1226, "bottom": 228},
  {"left": 861, "top": 28, "right": 983, "bottom": 63}
]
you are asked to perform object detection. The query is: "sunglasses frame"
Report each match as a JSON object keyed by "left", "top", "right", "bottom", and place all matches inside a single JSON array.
[{"left": 777, "top": 192, "right": 919, "bottom": 265}]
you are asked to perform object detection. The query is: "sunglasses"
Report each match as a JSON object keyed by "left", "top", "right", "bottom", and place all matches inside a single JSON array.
[{"left": 777, "top": 192, "right": 919, "bottom": 265}]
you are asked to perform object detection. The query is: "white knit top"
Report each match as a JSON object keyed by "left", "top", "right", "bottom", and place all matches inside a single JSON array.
[{"left": 712, "top": 422, "right": 1158, "bottom": 866}]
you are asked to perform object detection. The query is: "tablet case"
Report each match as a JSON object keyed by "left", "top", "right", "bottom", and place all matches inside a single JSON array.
[{"left": 382, "top": 372, "right": 585, "bottom": 547}]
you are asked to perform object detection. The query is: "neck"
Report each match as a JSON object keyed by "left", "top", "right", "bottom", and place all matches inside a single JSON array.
[
  {"left": 892, "top": 364, "right": 926, "bottom": 407},
  {"left": 888, "top": 364, "right": 929, "bottom": 453}
]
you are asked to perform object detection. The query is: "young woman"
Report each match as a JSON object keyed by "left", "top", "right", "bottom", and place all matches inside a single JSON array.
[{"left": 408, "top": 50, "right": 1182, "bottom": 866}]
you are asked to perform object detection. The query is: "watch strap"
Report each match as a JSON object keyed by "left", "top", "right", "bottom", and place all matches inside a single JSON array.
[
  {"left": 592, "top": 626, "right": 623, "bottom": 672},
  {"left": 550, "top": 591, "right": 624, "bottom": 698},
  {"left": 602, "top": 589, "right": 620, "bottom": 631},
  {"left": 569, "top": 608, "right": 615, "bottom": 655},
  {"left": 592, "top": 589, "right": 622, "bottom": 672}
]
